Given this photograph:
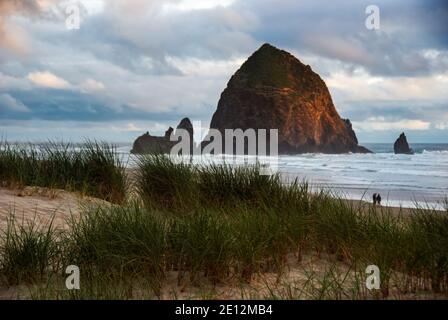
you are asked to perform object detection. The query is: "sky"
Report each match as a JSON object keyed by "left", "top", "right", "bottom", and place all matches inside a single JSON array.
[{"left": 0, "top": 0, "right": 447, "bottom": 143}]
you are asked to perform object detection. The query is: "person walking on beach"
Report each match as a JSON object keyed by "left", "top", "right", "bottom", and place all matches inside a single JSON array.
[{"left": 373, "top": 193, "right": 382, "bottom": 206}]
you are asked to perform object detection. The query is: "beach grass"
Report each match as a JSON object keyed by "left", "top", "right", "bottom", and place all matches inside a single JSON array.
[
  {"left": 0, "top": 213, "right": 61, "bottom": 285},
  {"left": 0, "top": 154, "right": 447, "bottom": 299},
  {"left": 0, "top": 140, "right": 127, "bottom": 204},
  {"left": 135, "top": 154, "right": 308, "bottom": 211},
  {"left": 135, "top": 155, "right": 198, "bottom": 210}
]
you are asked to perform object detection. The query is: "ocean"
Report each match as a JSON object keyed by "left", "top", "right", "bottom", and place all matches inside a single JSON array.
[{"left": 117, "top": 143, "right": 448, "bottom": 210}]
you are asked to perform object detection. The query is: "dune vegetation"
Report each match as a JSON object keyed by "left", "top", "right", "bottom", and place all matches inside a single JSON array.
[
  {"left": 0, "top": 141, "right": 127, "bottom": 204},
  {"left": 0, "top": 149, "right": 447, "bottom": 299}
]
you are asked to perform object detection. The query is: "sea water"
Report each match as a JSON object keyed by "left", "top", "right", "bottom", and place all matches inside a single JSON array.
[{"left": 117, "top": 143, "right": 448, "bottom": 210}]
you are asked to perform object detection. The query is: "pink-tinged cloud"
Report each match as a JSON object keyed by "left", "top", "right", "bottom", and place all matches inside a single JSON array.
[
  {"left": 27, "top": 71, "right": 71, "bottom": 89},
  {"left": 0, "top": 0, "right": 58, "bottom": 54}
]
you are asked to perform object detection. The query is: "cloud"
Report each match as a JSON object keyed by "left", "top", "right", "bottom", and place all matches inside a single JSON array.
[
  {"left": 0, "top": 19, "right": 29, "bottom": 55},
  {"left": 167, "top": 57, "right": 245, "bottom": 77},
  {"left": 0, "top": 72, "right": 30, "bottom": 90},
  {"left": 79, "top": 78, "right": 105, "bottom": 92},
  {"left": 234, "top": 0, "right": 448, "bottom": 76},
  {"left": 0, "top": 0, "right": 447, "bottom": 142},
  {"left": 45, "top": 0, "right": 258, "bottom": 76},
  {"left": 4, "top": 0, "right": 448, "bottom": 76},
  {"left": 0, "top": 0, "right": 51, "bottom": 53},
  {"left": 1, "top": 87, "right": 195, "bottom": 122},
  {"left": 165, "top": 0, "right": 236, "bottom": 11},
  {"left": 325, "top": 70, "right": 448, "bottom": 104},
  {"left": 0, "top": 0, "right": 44, "bottom": 17},
  {"left": 435, "top": 122, "right": 448, "bottom": 130},
  {"left": 0, "top": 93, "right": 30, "bottom": 112},
  {"left": 27, "top": 71, "right": 71, "bottom": 89},
  {"left": 0, "top": 119, "right": 177, "bottom": 142},
  {"left": 0, "top": 0, "right": 90, "bottom": 57},
  {"left": 353, "top": 117, "right": 431, "bottom": 132},
  {"left": 303, "top": 36, "right": 375, "bottom": 67}
]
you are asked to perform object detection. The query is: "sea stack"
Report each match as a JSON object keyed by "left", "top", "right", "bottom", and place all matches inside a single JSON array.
[
  {"left": 394, "top": 132, "right": 414, "bottom": 154},
  {"left": 131, "top": 118, "right": 194, "bottom": 154},
  {"left": 208, "top": 43, "right": 371, "bottom": 154}
]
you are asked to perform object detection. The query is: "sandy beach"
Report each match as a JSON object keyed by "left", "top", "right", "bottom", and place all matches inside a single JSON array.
[{"left": 0, "top": 187, "right": 107, "bottom": 232}]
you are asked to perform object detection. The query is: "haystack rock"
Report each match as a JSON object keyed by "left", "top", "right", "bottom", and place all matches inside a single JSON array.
[
  {"left": 208, "top": 43, "right": 371, "bottom": 154},
  {"left": 131, "top": 118, "right": 194, "bottom": 154},
  {"left": 394, "top": 132, "right": 414, "bottom": 154}
]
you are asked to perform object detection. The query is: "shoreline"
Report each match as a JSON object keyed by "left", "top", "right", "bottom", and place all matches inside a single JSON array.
[
  {"left": 124, "top": 153, "right": 448, "bottom": 210},
  {"left": 279, "top": 171, "right": 447, "bottom": 211}
]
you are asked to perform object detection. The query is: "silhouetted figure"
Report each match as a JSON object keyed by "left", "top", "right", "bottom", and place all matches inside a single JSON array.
[{"left": 373, "top": 193, "right": 382, "bottom": 206}]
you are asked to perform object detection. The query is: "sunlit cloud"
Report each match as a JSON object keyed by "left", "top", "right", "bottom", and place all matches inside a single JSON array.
[{"left": 27, "top": 71, "right": 71, "bottom": 89}]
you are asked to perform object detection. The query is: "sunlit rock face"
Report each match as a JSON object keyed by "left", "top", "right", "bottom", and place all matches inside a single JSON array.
[{"left": 209, "top": 43, "right": 371, "bottom": 154}]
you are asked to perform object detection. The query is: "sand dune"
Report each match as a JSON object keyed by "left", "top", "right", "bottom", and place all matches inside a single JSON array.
[{"left": 0, "top": 187, "right": 103, "bottom": 232}]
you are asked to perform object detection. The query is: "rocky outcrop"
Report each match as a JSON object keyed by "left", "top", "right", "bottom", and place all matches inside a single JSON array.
[
  {"left": 177, "top": 117, "right": 194, "bottom": 139},
  {"left": 208, "top": 43, "right": 371, "bottom": 154},
  {"left": 394, "top": 132, "right": 413, "bottom": 154},
  {"left": 130, "top": 131, "right": 174, "bottom": 155},
  {"left": 131, "top": 118, "right": 194, "bottom": 154},
  {"left": 343, "top": 119, "right": 372, "bottom": 153},
  {"left": 177, "top": 117, "right": 194, "bottom": 154}
]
